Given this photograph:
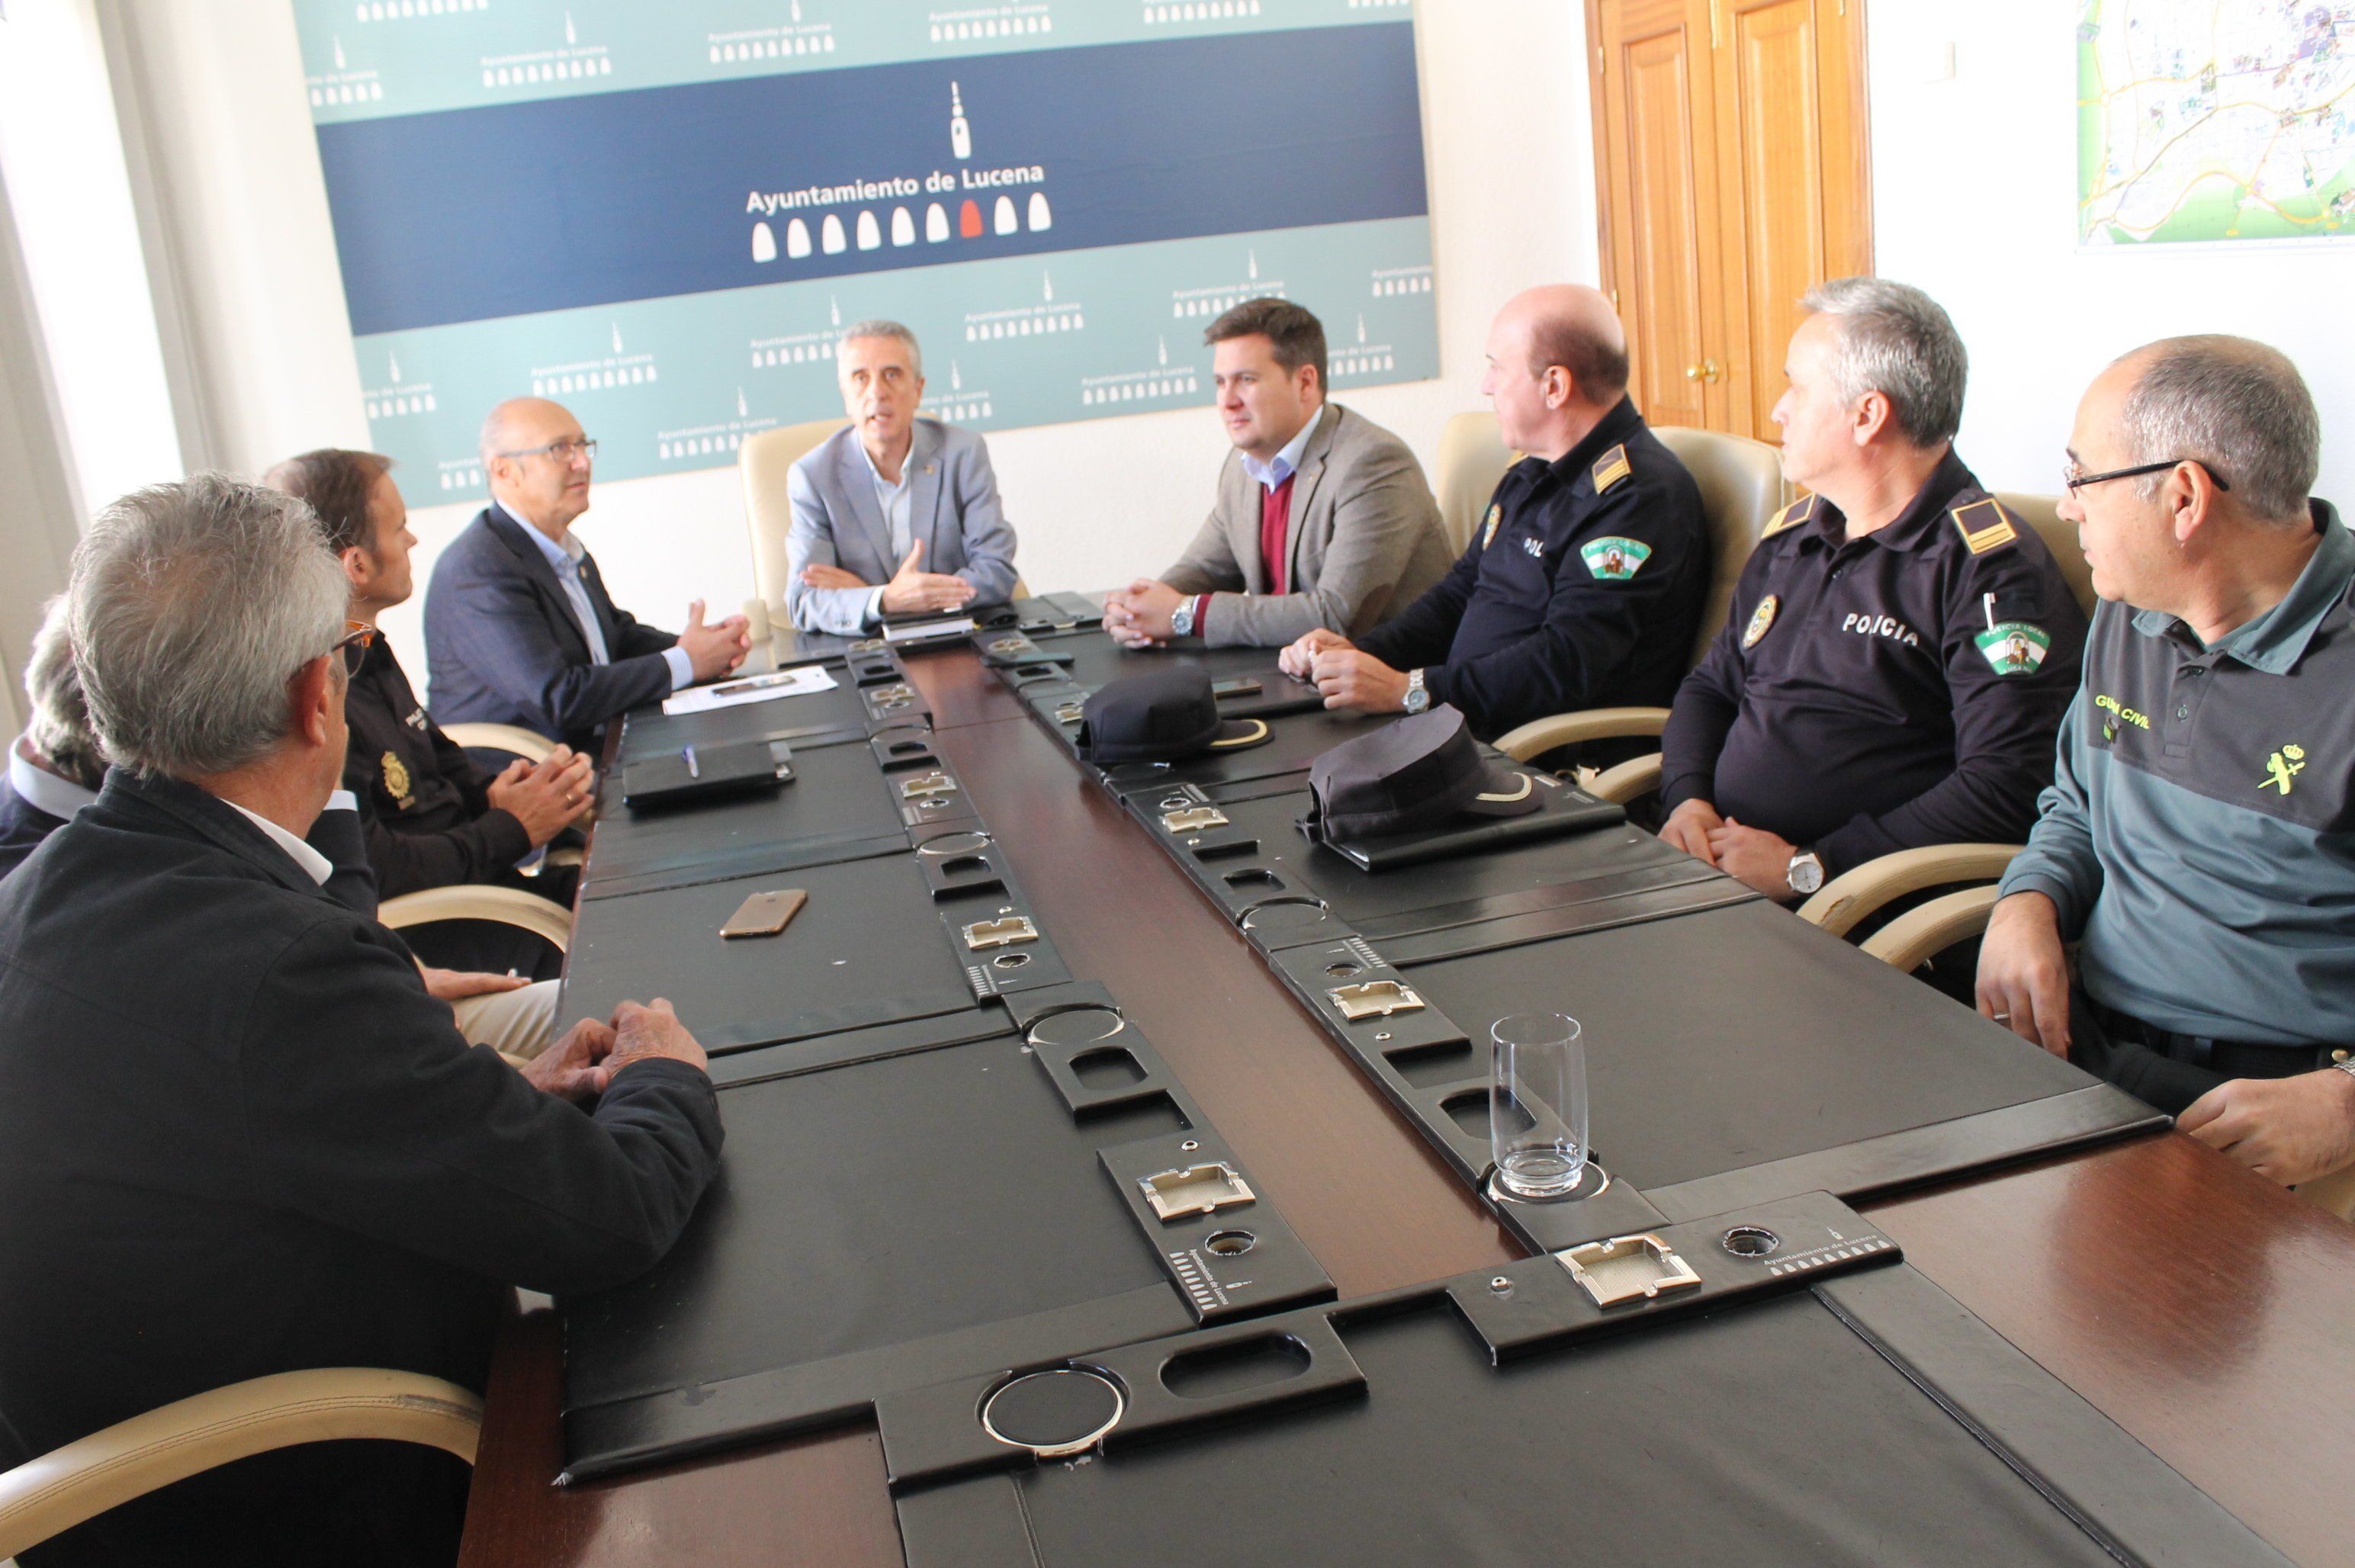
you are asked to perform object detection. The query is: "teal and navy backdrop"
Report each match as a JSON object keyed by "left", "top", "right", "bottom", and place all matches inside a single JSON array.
[{"left": 291, "top": 1, "right": 1438, "bottom": 497}]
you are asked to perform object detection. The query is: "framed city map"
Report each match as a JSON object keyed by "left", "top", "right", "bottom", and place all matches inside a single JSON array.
[{"left": 2078, "top": 1, "right": 2355, "bottom": 246}]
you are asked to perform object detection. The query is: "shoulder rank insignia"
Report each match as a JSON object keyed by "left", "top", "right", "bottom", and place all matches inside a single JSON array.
[
  {"left": 1579, "top": 536, "right": 1651, "bottom": 581},
  {"left": 381, "top": 750, "right": 415, "bottom": 811},
  {"left": 1481, "top": 503, "right": 1503, "bottom": 548},
  {"left": 1759, "top": 496, "right": 1816, "bottom": 538},
  {"left": 1742, "top": 595, "right": 1779, "bottom": 649},
  {"left": 1952, "top": 497, "right": 2019, "bottom": 555},
  {"left": 1974, "top": 622, "right": 2051, "bottom": 676},
  {"left": 1591, "top": 444, "right": 1632, "bottom": 493}
]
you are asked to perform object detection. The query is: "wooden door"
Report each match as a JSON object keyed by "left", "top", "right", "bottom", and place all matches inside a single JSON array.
[
  {"left": 1589, "top": 0, "right": 1872, "bottom": 439},
  {"left": 1592, "top": 0, "right": 1724, "bottom": 432}
]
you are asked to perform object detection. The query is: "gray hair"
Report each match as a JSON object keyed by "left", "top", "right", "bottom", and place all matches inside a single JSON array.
[
  {"left": 837, "top": 318, "right": 922, "bottom": 377},
  {"left": 21, "top": 595, "right": 108, "bottom": 792},
  {"left": 2116, "top": 335, "right": 2318, "bottom": 526},
  {"left": 67, "top": 474, "right": 349, "bottom": 779},
  {"left": 1799, "top": 277, "right": 1967, "bottom": 448}
]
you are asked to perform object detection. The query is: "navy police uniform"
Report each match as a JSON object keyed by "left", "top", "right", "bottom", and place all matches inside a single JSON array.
[
  {"left": 1354, "top": 397, "right": 1707, "bottom": 741},
  {"left": 1660, "top": 449, "right": 2086, "bottom": 877}
]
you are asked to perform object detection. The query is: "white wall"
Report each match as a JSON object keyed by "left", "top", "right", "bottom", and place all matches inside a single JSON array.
[
  {"left": 1867, "top": 0, "right": 2355, "bottom": 507},
  {"left": 112, "top": 0, "right": 1598, "bottom": 691}
]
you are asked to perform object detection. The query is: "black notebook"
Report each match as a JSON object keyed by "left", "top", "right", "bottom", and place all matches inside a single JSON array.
[{"left": 620, "top": 738, "right": 794, "bottom": 811}]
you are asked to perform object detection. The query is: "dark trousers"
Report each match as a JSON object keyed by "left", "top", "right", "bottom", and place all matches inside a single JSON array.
[{"left": 2068, "top": 983, "right": 2331, "bottom": 1116}]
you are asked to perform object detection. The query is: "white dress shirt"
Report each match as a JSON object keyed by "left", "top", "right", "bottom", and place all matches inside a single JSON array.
[
  {"left": 502, "top": 503, "right": 694, "bottom": 691},
  {"left": 8, "top": 739, "right": 95, "bottom": 821},
  {"left": 858, "top": 436, "right": 917, "bottom": 628}
]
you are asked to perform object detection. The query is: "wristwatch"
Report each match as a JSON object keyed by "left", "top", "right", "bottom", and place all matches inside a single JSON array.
[
  {"left": 1402, "top": 668, "right": 1431, "bottom": 715},
  {"left": 2331, "top": 1049, "right": 2355, "bottom": 1082},
  {"left": 1785, "top": 850, "right": 1825, "bottom": 897},
  {"left": 1169, "top": 598, "right": 1196, "bottom": 639}
]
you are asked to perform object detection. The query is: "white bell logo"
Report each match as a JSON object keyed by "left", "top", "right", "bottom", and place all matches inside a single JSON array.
[
  {"left": 856, "top": 210, "right": 882, "bottom": 250},
  {"left": 821, "top": 214, "right": 847, "bottom": 254},
  {"left": 890, "top": 207, "right": 916, "bottom": 246},
  {"left": 751, "top": 222, "right": 778, "bottom": 263},
  {"left": 786, "top": 218, "right": 812, "bottom": 259},
  {"left": 925, "top": 203, "right": 949, "bottom": 243},
  {"left": 993, "top": 195, "right": 1017, "bottom": 235},
  {"left": 1026, "top": 192, "right": 1052, "bottom": 232},
  {"left": 949, "top": 82, "right": 972, "bottom": 160}
]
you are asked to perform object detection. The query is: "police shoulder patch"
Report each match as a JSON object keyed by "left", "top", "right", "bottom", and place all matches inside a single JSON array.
[
  {"left": 1579, "top": 535, "right": 1652, "bottom": 581},
  {"left": 1591, "top": 444, "right": 1632, "bottom": 494},
  {"left": 1759, "top": 495, "right": 1817, "bottom": 538},
  {"left": 1480, "top": 503, "right": 1503, "bottom": 548},
  {"left": 1742, "top": 595, "right": 1779, "bottom": 649},
  {"left": 1952, "top": 497, "right": 2019, "bottom": 555}
]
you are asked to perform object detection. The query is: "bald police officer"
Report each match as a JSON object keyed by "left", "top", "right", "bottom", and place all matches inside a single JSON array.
[
  {"left": 1280, "top": 285, "right": 1706, "bottom": 741},
  {"left": 1980, "top": 336, "right": 2355, "bottom": 1205},
  {"left": 1659, "top": 278, "right": 2086, "bottom": 914}
]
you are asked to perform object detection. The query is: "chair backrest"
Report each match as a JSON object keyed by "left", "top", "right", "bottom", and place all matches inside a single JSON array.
[
  {"left": 1994, "top": 491, "right": 2096, "bottom": 618},
  {"left": 738, "top": 417, "right": 851, "bottom": 625},
  {"left": 1652, "top": 426, "right": 1787, "bottom": 665},
  {"left": 1432, "top": 410, "right": 1518, "bottom": 554}
]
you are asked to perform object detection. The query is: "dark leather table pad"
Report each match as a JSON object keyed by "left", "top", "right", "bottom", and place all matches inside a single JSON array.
[
  {"left": 565, "top": 1033, "right": 1178, "bottom": 1412},
  {"left": 905, "top": 1293, "right": 2125, "bottom": 1567},
  {"left": 618, "top": 680, "right": 875, "bottom": 760},
  {"left": 561, "top": 851, "right": 980, "bottom": 1048},
  {"left": 586, "top": 737, "right": 905, "bottom": 885},
  {"left": 1385, "top": 899, "right": 2091, "bottom": 1194}
]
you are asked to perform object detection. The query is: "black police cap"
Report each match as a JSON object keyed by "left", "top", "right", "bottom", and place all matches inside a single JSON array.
[
  {"left": 1306, "top": 704, "right": 1541, "bottom": 843},
  {"left": 1075, "top": 664, "right": 1270, "bottom": 765}
]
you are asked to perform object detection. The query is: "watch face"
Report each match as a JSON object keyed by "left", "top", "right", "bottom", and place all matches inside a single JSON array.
[{"left": 1789, "top": 856, "right": 1823, "bottom": 895}]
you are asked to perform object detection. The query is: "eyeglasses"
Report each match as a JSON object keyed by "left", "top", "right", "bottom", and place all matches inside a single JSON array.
[
  {"left": 332, "top": 621, "right": 378, "bottom": 676},
  {"left": 499, "top": 436, "right": 598, "bottom": 464},
  {"left": 2062, "top": 457, "right": 2231, "bottom": 494}
]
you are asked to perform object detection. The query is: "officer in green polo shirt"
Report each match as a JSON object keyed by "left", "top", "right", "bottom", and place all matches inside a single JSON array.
[{"left": 1979, "top": 335, "right": 2355, "bottom": 1198}]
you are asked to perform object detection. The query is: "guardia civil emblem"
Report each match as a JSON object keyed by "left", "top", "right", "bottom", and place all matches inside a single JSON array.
[
  {"left": 381, "top": 750, "right": 415, "bottom": 811},
  {"left": 1481, "top": 504, "right": 1503, "bottom": 548},
  {"left": 1742, "top": 595, "right": 1778, "bottom": 649},
  {"left": 1974, "top": 622, "right": 2050, "bottom": 676},
  {"left": 1579, "top": 535, "right": 1650, "bottom": 581}
]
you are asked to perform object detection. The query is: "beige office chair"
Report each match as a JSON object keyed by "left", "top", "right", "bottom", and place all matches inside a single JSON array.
[
  {"left": 440, "top": 723, "right": 557, "bottom": 766},
  {"left": 0, "top": 1369, "right": 481, "bottom": 1559},
  {"left": 737, "top": 417, "right": 853, "bottom": 641},
  {"left": 379, "top": 884, "right": 573, "bottom": 955},
  {"left": 1492, "top": 425, "right": 1785, "bottom": 798},
  {"left": 1997, "top": 491, "right": 2098, "bottom": 617},
  {"left": 1432, "top": 410, "right": 1520, "bottom": 554}
]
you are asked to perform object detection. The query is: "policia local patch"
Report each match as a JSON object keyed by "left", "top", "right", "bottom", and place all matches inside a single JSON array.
[
  {"left": 1975, "top": 622, "right": 2051, "bottom": 676},
  {"left": 1580, "top": 536, "right": 1651, "bottom": 581}
]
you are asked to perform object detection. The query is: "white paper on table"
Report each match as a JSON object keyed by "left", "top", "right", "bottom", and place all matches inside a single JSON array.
[
  {"left": 660, "top": 664, "right": 839, "bottom": 716},
  {"left": 882, "top": 615, "right": 977, "bottom": 644}
]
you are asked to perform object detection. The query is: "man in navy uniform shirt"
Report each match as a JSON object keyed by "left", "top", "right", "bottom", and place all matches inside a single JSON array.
[
  {"left": 1658, "top": 278, "right": 2085, "bottom": 909},
  {"left": 1280, "top": 285, "right": 1707, "bottom": 741}
]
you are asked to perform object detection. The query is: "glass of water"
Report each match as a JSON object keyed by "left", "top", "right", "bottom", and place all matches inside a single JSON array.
[{"left": 1490, "top": 1013, "right": 1587, "bottom": 1200}]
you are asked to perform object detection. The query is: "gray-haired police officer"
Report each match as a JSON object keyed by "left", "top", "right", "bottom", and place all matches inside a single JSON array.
[
  {"left": 1660, "top": 279, "right": 2085, "bottom": 913},
  {"left": 1281, "top": 285, "right": 1706, "bottom": 742}
]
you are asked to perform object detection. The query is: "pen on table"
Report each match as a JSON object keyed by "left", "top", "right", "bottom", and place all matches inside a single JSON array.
[{"left": 683, "top": 744, "right": 699, "bottom": 779}]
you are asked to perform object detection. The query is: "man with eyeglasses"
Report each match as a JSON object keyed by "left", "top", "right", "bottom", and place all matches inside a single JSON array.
[
  {"left": 1980, "top": 335, "right": 2355, "bottom": 1210},
  {"left": 426, "top": 397, "right": 752, "bottom": 754},
  {"left": 0, "top": 475, "right": 722, "bottom": 1562},
  {"left": 1657, "top": 279, "right": 2086, "bottom": 956}
]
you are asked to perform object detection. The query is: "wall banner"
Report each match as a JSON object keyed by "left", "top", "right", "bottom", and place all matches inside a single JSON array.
[{"left": 291, "top": 2, "right": 1438, "bottom": 495}]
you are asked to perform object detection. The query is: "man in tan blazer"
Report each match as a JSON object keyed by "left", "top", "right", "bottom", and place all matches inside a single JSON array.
[{"left": 1104, "top": 299, "right": 1450, "bottom": 649}]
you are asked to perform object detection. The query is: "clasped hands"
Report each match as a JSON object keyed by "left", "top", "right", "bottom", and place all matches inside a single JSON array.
[
  {"left": 801, "top": 541, "right": 977, "bottom": 615},
  {"left": 484, "top": 745, "right": 595, "bottom": 843},
  {"left": 1271, "top": 627, "right": 1412, "bottom": 712},
  {"left": 1658, "top": 799, "right": 1800, "bottom": 898}
]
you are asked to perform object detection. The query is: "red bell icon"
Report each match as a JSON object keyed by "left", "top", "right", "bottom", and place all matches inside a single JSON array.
[{"left": 959, "top": 198, "right": 983, "bottom": 237}]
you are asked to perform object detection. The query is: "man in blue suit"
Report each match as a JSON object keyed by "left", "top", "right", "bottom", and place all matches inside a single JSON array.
[
  {"left": 786, "top": 320, "right": 1021, "bottom": 634},
  {"left": 426, "top": 397, "right": 750, "bottom": 753}
]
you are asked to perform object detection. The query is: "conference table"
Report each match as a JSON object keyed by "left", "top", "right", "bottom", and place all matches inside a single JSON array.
[{"left": 457, "top": 634, "right": 2355, "bottom": 1568}]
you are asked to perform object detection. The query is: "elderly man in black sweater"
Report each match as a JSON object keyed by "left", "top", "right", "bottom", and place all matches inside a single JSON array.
[{"left": 0, "top": 475, "right": 723, "bottom": 1566}]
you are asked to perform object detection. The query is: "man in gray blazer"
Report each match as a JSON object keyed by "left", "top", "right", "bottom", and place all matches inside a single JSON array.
[
  {"left": 786, "top": 320, "right": 1021, "bottom": 634},
  {"left": 1103, "top": 298, "right": 1449, "bottom": 649}
]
